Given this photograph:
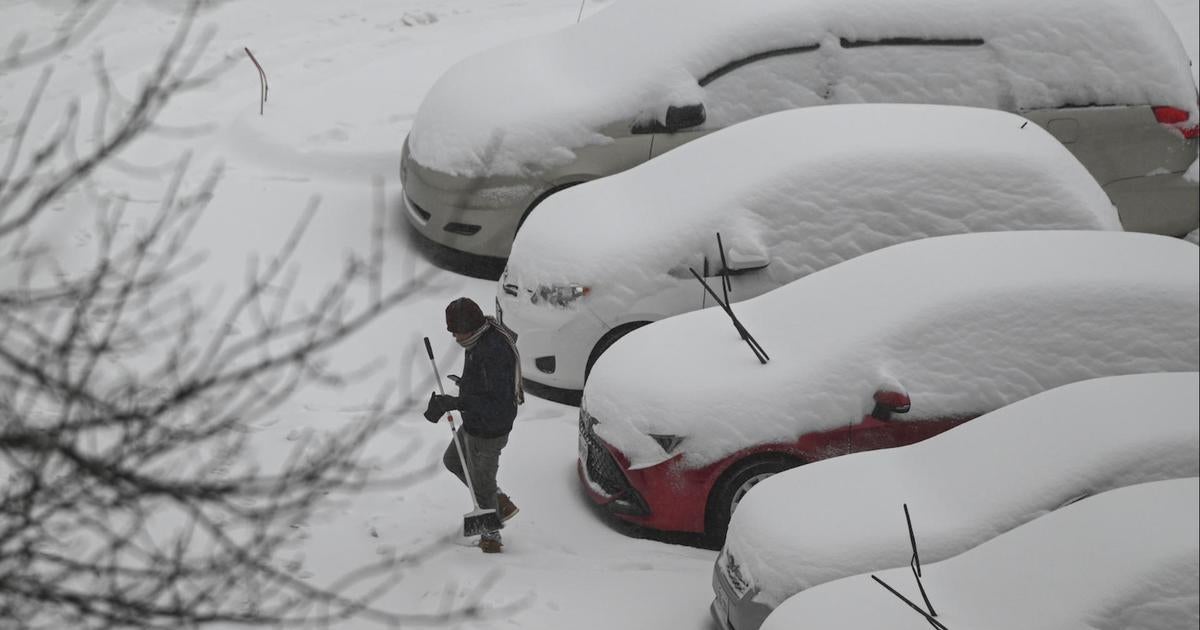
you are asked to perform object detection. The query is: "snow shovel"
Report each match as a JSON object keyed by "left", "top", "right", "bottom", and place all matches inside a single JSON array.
[{"left": 423, "top": 336, "right": 503, "bottom": 537}]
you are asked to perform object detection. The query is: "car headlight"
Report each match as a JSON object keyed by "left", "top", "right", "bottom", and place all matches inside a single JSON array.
[
  {"left": 530, "top": 283, "right": 590, "bottom": 308},
  {"left": 648, "top": 434, "right": 684, "bottom": 454},
  {"left": 720, "top": 550, "right": 753, "bottom": 598}
]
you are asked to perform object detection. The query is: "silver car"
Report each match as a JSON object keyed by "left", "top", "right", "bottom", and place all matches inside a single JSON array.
[{"left": 401, "top": 0, "right": 1198, "bottom": 259}]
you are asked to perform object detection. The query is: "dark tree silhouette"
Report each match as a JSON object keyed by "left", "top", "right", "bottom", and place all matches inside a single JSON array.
[{"left": 0, "top": 2, "right": 515, "bottom": 628}]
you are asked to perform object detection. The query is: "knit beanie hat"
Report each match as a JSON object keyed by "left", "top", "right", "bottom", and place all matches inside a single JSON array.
[{"left": 445, "top": 297, "right": 486, "bottom": 333}]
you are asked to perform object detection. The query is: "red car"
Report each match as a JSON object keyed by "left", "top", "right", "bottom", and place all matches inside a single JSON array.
[
  {"left": 579, "top": 391, "right": 966, "bottom": 535},
  {"left": 576, "top": 231, "right": 1200, "bottom": 539}
]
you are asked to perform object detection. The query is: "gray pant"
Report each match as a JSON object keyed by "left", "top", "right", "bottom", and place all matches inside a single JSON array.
[{"left": 443, "top": 429, "right": 508, "bottom": 513}]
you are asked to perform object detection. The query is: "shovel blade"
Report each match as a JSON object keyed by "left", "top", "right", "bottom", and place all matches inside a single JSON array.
[{"left": 463, "top": 508, "right": 503, "bottom": 537}]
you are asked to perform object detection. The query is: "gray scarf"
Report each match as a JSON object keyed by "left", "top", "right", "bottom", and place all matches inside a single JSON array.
[{"left": 458, "top": 317, "right": 524, "bottom": 405}]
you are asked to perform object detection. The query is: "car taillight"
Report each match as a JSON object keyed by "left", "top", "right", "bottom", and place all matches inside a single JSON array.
[{"left": 1152, "top": 105, "right": 1200, "bottom": 139}]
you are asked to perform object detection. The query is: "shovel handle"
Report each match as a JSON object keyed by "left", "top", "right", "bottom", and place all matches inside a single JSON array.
[
  {"left": 424, "top": 335, "right": 484, "bottom": 511},
  {"left": 423, "top": 336, "right": 447, "bottom": 396}
]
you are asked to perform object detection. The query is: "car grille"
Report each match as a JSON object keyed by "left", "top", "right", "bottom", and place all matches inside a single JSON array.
[{"left": 579, "top": 414, "right": 635, "bottom": 499}]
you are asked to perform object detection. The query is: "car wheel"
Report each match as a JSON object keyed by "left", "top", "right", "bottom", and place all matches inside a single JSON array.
[
  {"left": 706, "top": 455, "right": 802, "bottom": 541},
  {"left": 584, "top": 321, "right": 650, "bottom": 382}
]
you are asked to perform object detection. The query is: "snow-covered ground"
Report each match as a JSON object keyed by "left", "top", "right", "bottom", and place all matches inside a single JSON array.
[{"left": 0, "top": 1, "right": 1196, "bottom": 629}]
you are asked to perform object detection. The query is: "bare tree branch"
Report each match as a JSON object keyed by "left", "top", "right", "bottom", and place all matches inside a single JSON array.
[{"left": 0, "top": 2, "right": 516, "bottom": 628}]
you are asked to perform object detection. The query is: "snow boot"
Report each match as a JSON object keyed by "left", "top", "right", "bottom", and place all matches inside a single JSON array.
[
  {"left": 480, "top": 531, "right": 503, "bottom": 554},
  {"left": 498, "top": 492, "right": 519, "bottom": 523}
]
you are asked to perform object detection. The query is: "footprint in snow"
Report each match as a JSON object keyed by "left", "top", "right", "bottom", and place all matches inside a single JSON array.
[{"left": 400, "top": 12, "right": 438, "bottom": 27}]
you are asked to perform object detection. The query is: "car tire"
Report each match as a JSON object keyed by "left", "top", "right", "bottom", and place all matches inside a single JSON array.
[
  {"left": 706, "top": 455, "right": 802, "bottom": 542},
  {"left": 584, "top": 321, "right": 650, "bottom": 382}
]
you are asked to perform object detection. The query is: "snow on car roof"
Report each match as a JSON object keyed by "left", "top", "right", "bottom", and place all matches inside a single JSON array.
[
  {"left": 408, "top": 0, "right": 1196, "bottom": 177},
  {"left": 761, "top": 477, "right": 1200, "bottom": 630},
  {"left": 506, "top": 104, "right": 1121, "bottom": 307},
  {"left": 583, "top": 231, "right": 1199, "bottom": 470},
  {"left": 725, "top": 372, "right": 1200, "bottom": 610}
]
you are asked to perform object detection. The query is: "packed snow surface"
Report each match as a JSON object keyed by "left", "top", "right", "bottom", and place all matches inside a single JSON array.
[
  {"left": 761, "top": 477, "right": 1200, "bottom": 630},
  {"left": 724, "top": 372, "right": 1200, "bottom": 609},
  {"left": 408, "top": 0, "right": 1196, "bottom": 177},
  {"left": 584, "top": 231, "right": 1200, "bottom": 469},
  {"left": 507, "top": 104, "right": 1121, "bottom": 312}
]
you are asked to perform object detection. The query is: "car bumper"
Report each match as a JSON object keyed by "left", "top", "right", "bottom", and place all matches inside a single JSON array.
[
  {"left": 711, "top": 561, "right": 773, "bottom": 630},
  {"left": 402, "top": 189, "right": 526, "bottom": 259},
  {"left": 399, "top": 138, "right": 537, "bottom": 259},
  {"left": 577, "top": 418, "right": 652, "bottom": 518},
  {"left": 576, "top": 416, "right": 712, "bottom": 533},
  {"left": 496, "top": 290, "right": 607, "bottom": 391}
]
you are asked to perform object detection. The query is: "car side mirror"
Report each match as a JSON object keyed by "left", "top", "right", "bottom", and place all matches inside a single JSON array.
[
  {"left": 664, "top": 103, "right": 706, "bottom": 132},
  {"left": 870, "top": 390, "right": 911, "bottom": 422},
  {"left": 631, "top": 103, "right": 706, "bottom": 135},
  {"left": 724, "top": 248, "right": 769, "bottom": 272}
]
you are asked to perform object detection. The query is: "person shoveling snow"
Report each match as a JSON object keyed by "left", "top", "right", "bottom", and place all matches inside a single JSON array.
[{"left": 424, "top": 298, "right": 523, "bottom": 553}]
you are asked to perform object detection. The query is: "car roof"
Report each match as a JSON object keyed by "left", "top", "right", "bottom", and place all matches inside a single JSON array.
[
  {"left": 761, "top": 477, "right": 1200, "bottom": 630},
  {"left": 725, "top": 372, "right": 1200, "bottom": 608},
  {"left": 584, "top": 231, "right": 1199, "bottom": 470},
  {"left": 409, "top": 0, "right": 1195, "bottom": 177},
  {"left": 508, "top": 104, "right": 1121, "bottom": 292}
]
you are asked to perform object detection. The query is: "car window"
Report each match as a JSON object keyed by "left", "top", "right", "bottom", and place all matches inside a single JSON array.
[
  {"left": 698, "top": 44, "right": 827, "bottom": 129},
  {"left": 830, "top": 36, "right": 1009, "bottom": 110}
]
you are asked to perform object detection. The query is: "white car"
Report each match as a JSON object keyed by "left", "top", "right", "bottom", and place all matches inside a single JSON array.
[
  {"left": 499, "top": 104, "right": 1122, "bottom": 394},
  {"left": 713, "top": 372, "right": 1200, "bottom": 630},
  {"left": 577, "top": 231, "right": 1199, "bottom": 539},
  {"left": 402, "top": 0, "right": 1197, "bottom": 258},
  {"left": 760, "top": 477, "right": 1199, "bottom": 630}
]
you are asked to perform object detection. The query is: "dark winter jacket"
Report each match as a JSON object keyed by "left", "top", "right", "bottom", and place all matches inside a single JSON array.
[{"left": 456, "top": 327, "right": 519, "bottom": 438}]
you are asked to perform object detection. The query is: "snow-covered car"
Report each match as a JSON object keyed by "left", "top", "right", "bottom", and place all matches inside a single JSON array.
[
  {"left": 499, "top": 104, "right": 1123, "bottom": 394},
  {"left": 577, "top": 231, "right": 1199, "bottom": 540},
  {"left": 759, "top": 477, "right": 1200, "bottom": 630},
  {"left": 712, "top": 372, "right": 1200, "bottom": 630},
  {"left": 400, "top": 0, "right": 1198, "bottom": 259}
]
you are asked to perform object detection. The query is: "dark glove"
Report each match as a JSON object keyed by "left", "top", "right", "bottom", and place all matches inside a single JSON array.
[
  {"left": 448, "top": 374, "right": 461, "bottom": 385},
  {"left": 422, "top": 392, "right": 460, "bottom": 423},
  {"left": 423, "top": 392, "right": 443, "bottom": 423},
  {"left": 435, "top": 393, "right": 460, "bottom": 411}
]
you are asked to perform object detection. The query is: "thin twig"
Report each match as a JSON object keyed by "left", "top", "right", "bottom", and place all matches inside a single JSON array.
[{"left": 244, "top": 47, "right": 268, "bottom": 115}]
